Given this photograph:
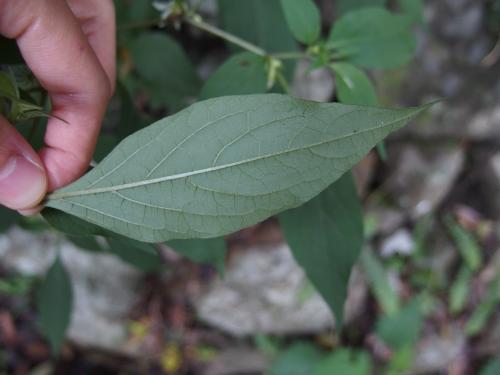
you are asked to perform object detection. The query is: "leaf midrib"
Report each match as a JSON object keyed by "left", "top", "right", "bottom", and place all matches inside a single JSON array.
[{"left": 48, "top": 109, "right": 417, "bottom": 201}]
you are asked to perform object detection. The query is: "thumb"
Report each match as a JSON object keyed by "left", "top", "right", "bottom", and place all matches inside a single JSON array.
[{"left": 0, "top": 115, "right": 47, "bottom": 210}]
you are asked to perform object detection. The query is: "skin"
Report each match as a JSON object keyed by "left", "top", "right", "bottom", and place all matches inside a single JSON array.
[{"left": 0, "top": 0, "right": 115, "bottom": 211}]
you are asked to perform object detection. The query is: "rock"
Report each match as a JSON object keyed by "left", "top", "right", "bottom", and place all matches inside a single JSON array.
[
  {"left": 411, "top": 325, "right": 466, "bottom": 374},
  {"left": 292, "top": 60, "right": 334, "bottom": 102},
  {"left": 380, "top": 229, "right": 415, "bottom": 258},
  {"left": 384, "top": 143, "right": 465, "bottom": 219},
  {"left": 191, "top": 243, "right": 367, "bottom": 336},
  {"left": 0, "top": 228, "right": 142, "bottom": 353}
]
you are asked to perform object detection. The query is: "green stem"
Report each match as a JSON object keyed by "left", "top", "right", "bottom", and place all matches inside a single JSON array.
[
  {"left": 276, "top": 72, "right": 292, "bottom": 95},
  {"left": 184, "top": 15, "right": 267, "bottom": 57},
  {"left": 272, "top": 51, "right": 309, "bottom": 60}
]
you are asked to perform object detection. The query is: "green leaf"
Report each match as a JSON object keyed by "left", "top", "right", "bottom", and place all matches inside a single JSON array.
[
  {"left": 37, "top": 256, "right": 73, "bottom": 354},
  {"left": 444, "top": 215, "right": 482, "bottom": 271},
  {"left": 376, "top": 298, "right": 422, "bottom": 349},
  {"left": 398, "top": 0, "right": 424, "bottom": 24},
  {"left": 360, "top": 250, "right": 400, "bottom": 315},
  {"left": 449, "top": 266, "right": 472, "bottom": 314},
  {"left": 331, "top": 63, "right": 377, "bottom": 106},
  {"left": 0, "top": 36, "right": 24, "bottom": 64},
  {"left": 480, "top": 358, "right": 500, "bottom": 375},
  {"left": 314, "top": 350, "right": 371, "bottom": 375},
  {"left": 280, "top": 0, "right": 321, "bottom": 45},
  {"left": 271, "top": 343, "right": 325, "bottom": 375},
  {"left": 0, "top": 71, "right": 19, "bottom": 99},
  {"left": 128, "top": 33, "right": 201, "bottom": 111},
  {"left": 105, "top": 236, "right": 162, "bottom": 272},
  {"left": 200, "top": 53, "right": 268, "bottom": 100},
  {"left": 0, "top": 206, "right": 19, "bottom": 233},
  {"left": 168, "top": 238, "right": 227, "bottom": 276},
  {"left": 337, "top": 0, "right": 386, "bottom": 16},
  {"left": 465, "top": 300, "right": 496, "bottom": 336},
  {"left": 42, "top": 208, "right": 107, "bottom": 237},
  {"left": 280, "top": 172, "right": 363, "bottom": 325},
  {"left": 46, "top": 94, "right": 429, "bottom": 243},
  {"left": 328, "top": 8, "right": 416, "bottom": 69}
]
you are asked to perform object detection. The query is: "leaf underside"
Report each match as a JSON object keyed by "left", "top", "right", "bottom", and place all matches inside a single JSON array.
[{"left": 46, "top": 94, "right": 426, "bottom": 243}]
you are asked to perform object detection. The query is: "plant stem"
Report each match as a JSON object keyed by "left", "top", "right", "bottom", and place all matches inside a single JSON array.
[
  {"left": 184, "top": 15, "right": 267, "bottom": 57},
  {"left": 276, "top": 72, "right": 292, "bottom": 95},
  {"left": 272, "top": 51, "right": 309, "bottom": 60}
]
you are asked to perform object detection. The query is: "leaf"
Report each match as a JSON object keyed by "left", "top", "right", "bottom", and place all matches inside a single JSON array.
[
  {"left": 280, "top": 0, "right": 321, "bottom": 45},
  {"left": 105, "top": 236, "right": 163, "bottom": 272},
  {"left": 328, "top": 8, "right": 416, "bottom": 69},
  {"left": 42, "top": 207, "right": 108, "bottom": 237},
  {"left": 465, "top": 299, "right": 496, "bottom": 336},
  {"left": 0, "top": 36, "right": 24, "bottom": 64},
  {"left": 376, "top": 298, "right": 422, "bottom": 349},
  {"left": 128, "top": 33, "right": 201, "bottom": 111},
  {"left": 444, "top": 215, "right": 482, "bottom": 271},
  {"left": 37, "top": 256, "right": 73, "bottom": 354},
  {"left": 314, "top": 349, "right": 371, "bottom": 375},
  {"left": 449, "top": 265, "right": 472, "bottom": 314},
  {"left": 360, "top": 250, "right": 400, "bottom": 315},
  {"left": 270, "top": 343, "right": 325, "bottom": 375},
  {"left": 0, "top": 71, "right": 19, "bottom": 99},
  {"left": 337, "top": 0, "right": 386, "bottom": 16},
  {"left": 280, "top": 172, "right": 363, "bottom": 325},
  {"left": 168, "top": 238, "right": 227, "bottom": 276},
  {"left": 331, "top": 63, "right": 377, "bottom": 106},
  {"left": 480, "top": 358, "right": 500, "bottom": 375},
  {"left": 46, "top": 94, "right": 428, "bottom": 243},
  {"left": 218, "top": 0, "right": 297, "bottom": 79},
  {"left": 398, "top": 0, "right": 424, "bottom": 24},
  {"left": 199, "top": 53, "right": 268, "bottom": 100}
]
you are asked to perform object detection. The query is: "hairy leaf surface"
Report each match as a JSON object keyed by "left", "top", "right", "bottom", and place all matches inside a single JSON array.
[{"left": 46, "top": 94, "right": 427, "bottom": 242}]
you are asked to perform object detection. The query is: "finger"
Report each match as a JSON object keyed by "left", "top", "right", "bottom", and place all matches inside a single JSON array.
[
  {"left": 0, "top": 0, "right": 112, "bottom": 191},
  {"left": 66, "top": 0, "right": 116, "bottom": 92},
  {"left": 0, "top": 115, "right": 47, "bottom": 210}
]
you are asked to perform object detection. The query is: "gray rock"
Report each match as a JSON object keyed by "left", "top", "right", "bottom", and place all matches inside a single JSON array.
[
  {"left": 203, "top": 348, "right": 270, "bottom": 375},
  {"left": 192, "top": 243, "right": 367, "bottom": 336},
  {"left": 411, "top": 325, "right": 466, "bottom": 374},
  {"left": 385, "top": 143, "right": 465, "bottom": 219},
  {"left": 0, "top": 228, "right": 142, "bottom": 353},
  {"left": 292, "top": 60, "right": 334, "bottom": 102}
]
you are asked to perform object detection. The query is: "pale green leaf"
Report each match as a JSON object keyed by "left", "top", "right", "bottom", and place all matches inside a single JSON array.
[
  {"left": 200, "top": 53, "right": 267, "bottom": 100},
  {"left": 328, "top": 8, "right": 416, "bottom": 69},
  {"left": 314, "top": 349, "right": 371, "bottom": 375},
  {"left": 449, "top": 265, "right": 472, "bottom": 314},
  {"left": 280, "top": 0, "right": 321, "bottom": 45},
  {"left": 46, "top": 94, "right": 428, "bottom": 243},
  {"left": 168, "top": 238, "right": 227, "bottom": 276},
  {"left": 444, "top": 215, "right": 482, "bottom": 271},
  {"left": 37, "top": 256, "right": 73, "bottom": 354},
  {"left": 280, "top": 172, "right": 363, "bottom": 325},
  {"left": 271, "top": 342, "right": 325, "bottom": 375},
  {"left": 331, "top": 63, "right": 377, "bottom": 106}
]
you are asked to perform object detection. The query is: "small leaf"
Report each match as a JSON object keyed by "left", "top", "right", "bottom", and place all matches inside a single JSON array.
[
  {"left": 46, "top": 94, "right": 429, "bottom": 243},
  {"left": 0, "top": 71, "right": 19, "bottom": 99},
  {"left": 331, "top": 63, "right": 377, "bottom": 106},
  {"left": 465, "top": 300, "right": 496, "bottom": 336},
  {"left": 280, "top": 172, "right": 363, "bottom": 325},
  {"left": 271, "top": 342, "right": 325, "bottom": 375},
  {"left": 449, "top": 266, "right": 472, "bottom": 314},
  {"left": 328, "top": 8, "right": 416, "bottom": 69},
  {"left": 337, "top": 0, "right": 386, "bottom": 16},
  {"left": 280, "top": 0, "right": 321, "bottom": 45},
  {"left": 314, "top": 349, "right": 371, "bottom": 375},
  {"left": 168, "top": 238, "right": 227, "bottom": 276},
  {"left": 128, "top": 33, "right": 201, "bottom": 111},
  {"left": 376, "top": 298, "right": 422, "bottom": 349},
  {"left": 37, "top": 256, "right": 73, "bottom": 354},
  {"left": 200, "top": 53, "right": 268, "bottom": 100},
  {"left": 360, "top": 250, "right": 400, "bottom": 315},
  {"left": 444, "top": 215, "right": 482, "bottom": 271}
]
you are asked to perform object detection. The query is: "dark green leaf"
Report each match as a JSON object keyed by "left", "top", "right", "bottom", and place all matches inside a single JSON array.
[
  {"left": 271, "top": 343, "right": 325, "bottom": 375},
  {"left": 0, "top": 206, "right": 19, "bottom": 232},
  {"left": 46, "top": 94, "right": 429, "bottom": 243},
  {"left": 200, "top": 53, "right": 267, "bottom": 100},
  {"left": 42, "top": 208, "right": 107, "bottom": 237},
  {"left": 105, "top": 236, "right": 162, "bottom": 272},
  {"left": 314, "top": 349, "right": 371, "bottom": 375},
  {"left": 480, "top": 358, "right": 500, "bottom": 375},
  {"left": 376, "top": 298, "right": 422, "bottom": 349},
  {"left": 128, "top": 33, "right": 201, "bottom": 111},
  {"left": 37, "top": 256, "right": 73, "bottom": 354},
  {"left": 328, "top": 8, "right": 416, "bottom": 69},
  {"left": 168, "top": 238, "right": 227, "bottom": 276},
  {"left": 280, "top": 0, "right": 321, "bottom": 45},
  {"left": 280, "top": 172, "right": 363, "bottom": 325},
  {"left": 337, "top": 0, "right": 386, "bottom": 16},
  {"left": 66, "top": 235, "right": 105, "bottom": 253},
  {"left": 331, "top": 63, "right": 377, "bottom": 106}
]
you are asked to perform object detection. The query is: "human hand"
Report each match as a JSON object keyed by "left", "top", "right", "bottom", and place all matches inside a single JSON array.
[{"left": 0, "top": 0, "right": 115, "bottom": 211}]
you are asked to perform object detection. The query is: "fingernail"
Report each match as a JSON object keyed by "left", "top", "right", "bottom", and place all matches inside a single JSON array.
[{"left": 0, "top": 155, "right": 47, "bottom": 210}]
